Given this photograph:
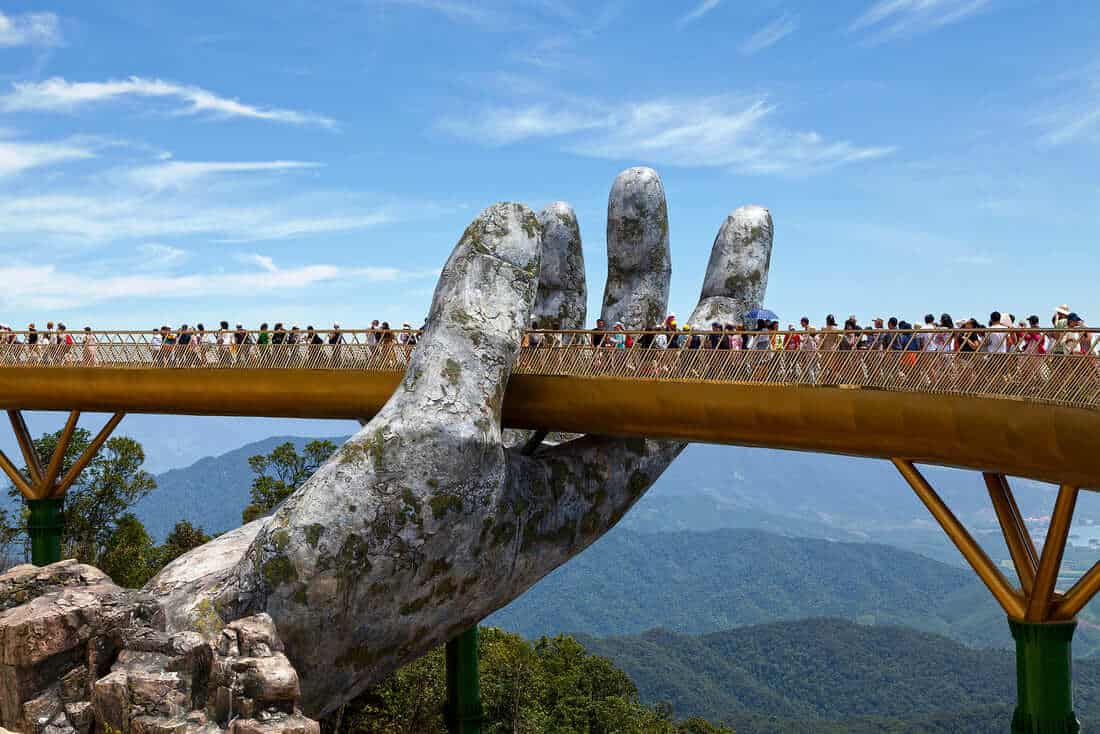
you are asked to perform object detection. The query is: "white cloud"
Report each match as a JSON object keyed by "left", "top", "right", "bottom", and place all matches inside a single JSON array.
[
  {"left": 678, "top": 0, "right": 721, "bottom": 28},
  {"left": 850, "top": 0, "right": 991, "bottom": 43},
  {"left": 127, "top": 160, "right": 321, "bottom": 191},
  {"left": 138, "top": 243, "right": 188, "bottom": 265},
  {"left": 0, "top": 193, "right": 392, "bottom": 244},
  {"left": 438, "top": 104, "right": 611, "bottom": 145},
  {"left": 740, "top": 13, "right": 798, "bottom": 55},
  {"left": 0, "top": 259, "right": 431, "bottom": 310},
  {"left": 0, "top": 136, "right": 93, "bottom": 176},
  {"left": 441, "top": 95, "right": 895, "bottom": 175},
  {"left": 236, "top": 253, "right": 278, "bottom": 272},
  {"left": 0, "top": 10, "right": 61, "bottom": 48},
  {"left": 0, "top": 76, "right": 337, "bottom": 129}
]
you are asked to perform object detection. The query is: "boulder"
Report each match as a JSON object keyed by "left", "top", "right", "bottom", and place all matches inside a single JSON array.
[{"left": 0, "top": 562, "right": 316, "bottom": 734}]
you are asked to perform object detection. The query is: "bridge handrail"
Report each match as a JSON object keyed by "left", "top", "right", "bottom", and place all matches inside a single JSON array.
[{"left": 0, "top": 328, "right": 1096, "bottom": 410}]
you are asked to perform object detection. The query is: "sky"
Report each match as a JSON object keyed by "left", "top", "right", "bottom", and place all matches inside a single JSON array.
[{"left": 1, "top": 0, "right": 1098, "bottom": 332}]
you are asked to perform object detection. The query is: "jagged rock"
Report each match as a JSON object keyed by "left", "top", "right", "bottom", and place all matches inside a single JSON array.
[
  {"left": 0, "top": 563, "right": 111, "bottom": 613},
  {"left": 61, "top": 702, "right": 92, "bottom": 734},
  {"left": 227, "top": 714, "right": 318, "bottom": 734},
  {"left": 57, "top": 668, "right": 87, "bottom": 704},
  {"left": 1, "top": 563, "right": 316, "bottom": 734},
  {"left": 20, "top": 688, "right": 61, "bottom": 734},
  {"left": 232, "top": 655, "right": 299, "bottom": 705},
  {"left": 226, "top": 615, "right": 282, "bottom": 658}
]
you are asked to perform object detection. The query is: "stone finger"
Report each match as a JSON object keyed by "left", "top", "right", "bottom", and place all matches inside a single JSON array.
[
  {"left": 532, "top": 202, "right": 586, "bottom": 330},
  {"left": 601, "top": 167, "right": 670, "bottom": 330},
  {"left": 688, "top": 205, "right": 773, "bottom": 327}
]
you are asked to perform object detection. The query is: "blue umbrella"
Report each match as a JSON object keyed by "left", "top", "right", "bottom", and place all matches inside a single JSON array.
[{"left": 744, "top": 308, "right": 778, "bottom": 322}]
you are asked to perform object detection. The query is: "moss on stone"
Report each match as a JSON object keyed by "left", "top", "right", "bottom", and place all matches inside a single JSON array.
[
  {"left": 262, "top": 555, "right": 298, "bottom": 588},
  {"left": 428, "top": 493, "right": 463, "bottom": 519},
  {"left": 292, "top": 585, "right": 309, "bottom": 606},
  {"left": 188, "top": 597, "right": 224, "bottom": 639},
  {"left": 271, "top": 529, "right": 290, "bottom": 551},
  {"left": 442, "top": 358, "right": 462, "bottom": 385},
  {"left": 304, "top": 524, "right": 325, "bottom": 548}
]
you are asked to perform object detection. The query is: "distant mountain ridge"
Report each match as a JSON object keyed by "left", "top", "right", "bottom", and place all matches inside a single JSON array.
[
  {"left": 578, "top": 618, "right": 1100, "bottom": 731},
  {"left": 490, "top": 526, "right": 1100, "bottom": 656}
]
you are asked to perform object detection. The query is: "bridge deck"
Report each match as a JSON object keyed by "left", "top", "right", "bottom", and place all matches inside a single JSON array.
[{"left": 0, "top": 331, "right": 1096, "bottom": 488}]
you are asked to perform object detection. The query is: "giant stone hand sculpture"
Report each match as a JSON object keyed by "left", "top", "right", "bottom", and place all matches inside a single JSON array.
[{"left": 148, "top": 167, "right": 774, "bottom": 717}]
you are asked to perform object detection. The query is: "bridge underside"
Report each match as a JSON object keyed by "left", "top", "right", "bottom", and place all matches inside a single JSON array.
[{"left": 0, "top": 367, "right": 1096, "bottom": 489}]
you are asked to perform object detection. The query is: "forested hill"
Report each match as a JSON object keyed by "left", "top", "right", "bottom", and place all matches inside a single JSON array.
[
  {"left": 579, "top": 618, "right": 1100, "bottom": 732},
  {"left": 491, "top": 528, "right": 1100, "bottom": 656}
]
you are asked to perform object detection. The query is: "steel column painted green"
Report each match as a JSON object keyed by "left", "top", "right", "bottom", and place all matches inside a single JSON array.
[
  {"left": 27, "top": 497, "right": 63, "bottom": 566},
  {"left": 1010, "top": 618, "right": 1080, "bottom": 734},
  {"left": 445, "top": 627, "right": 483, "bottom": 734}
]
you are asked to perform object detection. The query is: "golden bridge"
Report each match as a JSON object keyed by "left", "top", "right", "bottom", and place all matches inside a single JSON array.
[{"left": 2, "top": 327, "right": 1099, "bottom": 733}]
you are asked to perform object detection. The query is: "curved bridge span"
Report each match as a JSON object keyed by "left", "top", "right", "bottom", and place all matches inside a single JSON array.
[{"left": 0, "top": 329, "right": 1096, "bottom": 489}]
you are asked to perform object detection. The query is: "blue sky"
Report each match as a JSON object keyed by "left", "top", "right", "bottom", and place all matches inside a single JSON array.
[{"left": 0, "top": 0, "right": 1098, "bottom": 331}]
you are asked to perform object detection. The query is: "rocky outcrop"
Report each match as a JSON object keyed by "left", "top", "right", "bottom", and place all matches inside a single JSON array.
[{"left": 0, "top": 562, "right": 317, "bottom": 734}]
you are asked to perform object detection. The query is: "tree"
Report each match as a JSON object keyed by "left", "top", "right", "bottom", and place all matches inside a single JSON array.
[
  {"left": 6, "top": 427, "right": 156, "bottom": 565},
  {"left": 98, "top": 513, "right": 157, "bottom": 588},
  {"left": 330, "top": 627, "right": 733, "bottom": 734},
  {"left": 241, "top": 440, "right": 337, "bottom": 523},
  {"left": 158, "top": 520, "right": 211, "bottom": 565}
]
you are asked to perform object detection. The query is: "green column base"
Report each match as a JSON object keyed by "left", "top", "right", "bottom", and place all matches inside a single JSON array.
[
  {"left": 27, "top": 497, "right": 64, "bottom": 567},
  {"left": 1010, "top": 617, "right": 1080, "bottom": 734},
  {"left": 445, "top": 627, "right": 484, "bottom": 734}
]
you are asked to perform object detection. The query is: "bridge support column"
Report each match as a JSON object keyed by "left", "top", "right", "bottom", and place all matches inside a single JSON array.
[
  {"left": 1010, "top": 618, "right": 1079, "bottom": 734},
  {"left": 445, "top": 627, "right": 483, "bottom": 734},
  {"left": 893, "top": 462, "right": 1091, "bottom": 734},
  {"left": 0, "top": 410, "right": 125, "bottom": 566},
  {"left": 27, "top": 497, "right": 64, "bottom": 566}
]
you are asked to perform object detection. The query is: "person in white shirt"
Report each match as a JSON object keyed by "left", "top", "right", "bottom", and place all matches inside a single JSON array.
[{"left": 984, "top": 311, "right": 1009, "bottom": 353}]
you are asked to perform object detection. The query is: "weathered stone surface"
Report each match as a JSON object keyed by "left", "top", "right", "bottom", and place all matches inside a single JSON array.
[
  {"left": 21, "top": 688, "right": 60, "bottom": 734},
  {"left": 232, "top": 655, "right": 299, "bottom": 704},
  {"left": 695, "top": 204, "right": 773, "bottom": 327},
  {"left": 57, "top": 667, "right": 88, "bottom": 704},
  {"left": 602, "top": 166, "right": 670, "bottom": 329},
  {"left": 138, "top": 170, "right": 774, "bottom": 719},
  {"left": 534, "top": 202, "right": 585, "bottom": 330},
  {"left": 228, "top": 714, "right": 318, "bottom": 734},
  {"left": 226, "top": 615, "right": 281, "bottom": 658},
  {"left": 0, "top": 563, "right": 111, "bottom": 613},
  {"left": 62, "top": 702, "right": 92, "bottom": 734}
]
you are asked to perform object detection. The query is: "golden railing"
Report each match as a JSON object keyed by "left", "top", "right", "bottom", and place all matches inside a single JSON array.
[{"left": 0, "top": 328, "right": 1097, "bottom": 410}]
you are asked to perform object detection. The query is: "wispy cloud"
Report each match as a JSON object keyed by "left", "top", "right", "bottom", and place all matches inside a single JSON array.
[
  {"left": 127, "top": 160, "right": 321, "bottom": 191},
  {"left": 0, "top": 193, "right": 392, "bottom": 244},
  {"left": 0, "top": 76, "right": 338, "bottom": 129},
  {"left": 138, "top": 243, "right": 188, "bottom": 265},
  {"left": 440, "top": 95, "right": 895, "bottom": 175},
  {"left": 0, "top": 10, "right": 62, "bottom": 48},
  {"left": 678, "top": 0, "right": 721, "bottom": 28},
  {"left": 0, "top": 259, "right": 431, "bottom": 310},
  {"left": 1035, "top": 63, "right": 1100, "bottom": 147},
  {"left": 236, "top": 253, "right": 278, "bottom": 272},
  {"left": 850, "top": 0, "right": 991, "bottom": 43},
  {"left": 740, "top": 13, "right": 798, "bottom": 55},
  {"left": 370, "top": 0, "right": 509, "bottom": 27},
  {"left": 0, "top": 136, "right": 94, "bottom": 176}
]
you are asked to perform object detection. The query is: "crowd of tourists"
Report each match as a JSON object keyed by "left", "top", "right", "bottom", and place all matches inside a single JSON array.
[
  {"left": 0, "top": 306, "right": 1094, "bottom": 370},
  {"left": 539, "top": 305, "right": 1096, "bottom": 356}
]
